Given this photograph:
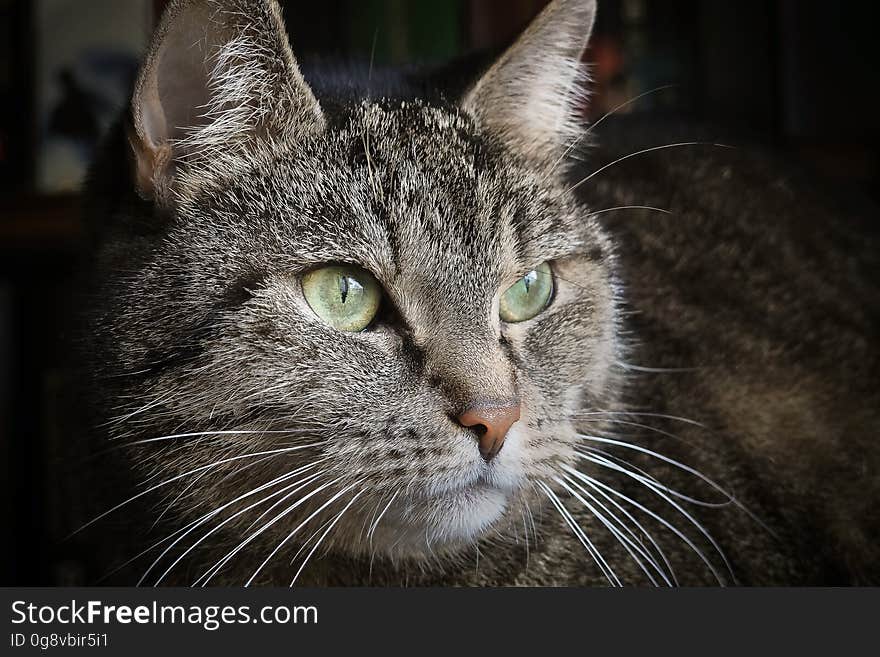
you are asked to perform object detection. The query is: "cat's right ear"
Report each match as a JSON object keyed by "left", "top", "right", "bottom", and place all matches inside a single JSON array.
[{"left": 129, "top": 0, "right": 324, "bottom": 204}]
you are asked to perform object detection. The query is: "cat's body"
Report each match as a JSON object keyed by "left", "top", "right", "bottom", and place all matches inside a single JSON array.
[
  {"left": 577, "top": 122, "right": 880, "bottom": 585},
  {"left": 76, "top": 0, "right": 879, "bottom": 586}
]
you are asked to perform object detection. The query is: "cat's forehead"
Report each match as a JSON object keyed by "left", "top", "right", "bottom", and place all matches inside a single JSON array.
[
  {"left": 196, "top": 97, "right": 583, "bottom": 293},
  {"left": 324, "top": 100, "right": 576, "bottom": 264},
  {"left": 348, "top": 100, "right": 479, "bottom": 150}
]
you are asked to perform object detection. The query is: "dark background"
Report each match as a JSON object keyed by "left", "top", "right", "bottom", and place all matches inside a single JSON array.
[{"left": 1, "top": 0, "right": 878, "bottom": 585}]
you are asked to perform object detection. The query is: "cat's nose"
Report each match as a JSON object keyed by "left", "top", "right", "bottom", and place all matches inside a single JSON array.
[{"left": 457, "top": 403, "right": 521, "bottom": 462}]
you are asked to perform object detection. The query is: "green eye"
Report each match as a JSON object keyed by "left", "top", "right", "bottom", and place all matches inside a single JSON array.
[
  {"left": 499, "top": 261, "right": 554, "bottom": 323},
  {"left": 301, "top": 265, "right": 382, "bottom": 332}
]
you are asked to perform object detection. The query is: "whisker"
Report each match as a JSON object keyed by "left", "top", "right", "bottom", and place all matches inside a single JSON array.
[
  {"left": 244, "top": 479, "right": 361, "bottom": 586},
  {"left": 150, "top": 451, "right": 283, "bottom": 530},
  {"left": 572, "top": 453, "right": 732, "bottom": 584},
  {"left": 69, "top": 441, "right": 326, "bottom": 538},
  {"left": 84, "top": 428, "right": 317, "bottom": 461},
  {"left": 576, "top": 433, "right": 740, "bottom": 506},
  {"left": 578, "top": 410, "right": 707, "bottom": 428},
  {"left": 538, "top": 481, "right": 619, "bottom": 585},
  {"left": 103, "top": 389, "right": 179, "bottom": 429},
  {"left": 555, "top": 474, "right": 668, "bottom": 586},
  {"left": 290, "top": 488, "right": 366, "bottom": 586},
  {"left": 367, "top": 489, "right": 399, "bottom": 546},
  {"left": 563, "top": 465, "right": 679, "bottom": 585},
  {"left": 576, "top": 416, "right": 700, "bottom": 448},
  {"left": 580, "top": 445, "right": 732, "bottom": 508},
  {"left": 583, "top": 84, "right": 678, "bottom": 136},
  {"left": 519, "top": 503, "right": 530, "bottom": 567},
  {"left": 98, "top": 459, "right": 323, "bottom": 584},
  {"left": 242, "top": 464, "right": 334, "bottom": 534},
  {"left": 560, "top": 472, "right": 673, "bottom": 584},
  {"left": 362, "top": 31, "right": 380, "bottom": 199},
  {"left": 195, "top": 476, "right": 342, "bottom": 586},
  {"left": 550, "top": 84, "right": 678, "bottom": 174},
  {"left": 589, "top": 205, "right": 671, "bottom": 217},
  {"left": 358, "top": 490, "right": 386, "bottom": 542},
  {"left": 150, "top": 467, "right": 213, "bottom": 532},
  {"left": 288, "top": 516, "right": 335, "bottom": 567},
  {"left": 567, "top": 142, "right": 733, "bottom": 193},
  {"left": 577, "top": 432, "right": 776, "bottom": 537},
  {"left": 566, "top": 466, "right": 727, "bottom": 585},
  {"left": 616, "top": 361, "right": 700, "bottom": 373},
  {"left": 144, "top": 466, "right": 325, "bottom": 586}
]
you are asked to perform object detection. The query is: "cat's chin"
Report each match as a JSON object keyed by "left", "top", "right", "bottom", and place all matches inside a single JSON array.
[
  {"left": 361, "top": 483, "right": 514, "bottom": 559},
  {"left": 424, "top": 484, "right": 511, "bottom": 544}
]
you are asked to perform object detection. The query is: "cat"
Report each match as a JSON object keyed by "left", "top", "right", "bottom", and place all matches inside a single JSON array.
[{"left": 75, "top": 0, "right": 880, "bottom": 586}]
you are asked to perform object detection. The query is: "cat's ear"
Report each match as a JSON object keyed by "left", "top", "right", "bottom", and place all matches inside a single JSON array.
[
  {"left": 462, "top": 0, "right": 595, "bottom": 166},
  {"left": 129, "top": 0, "right": 324, "bottom": 203}
]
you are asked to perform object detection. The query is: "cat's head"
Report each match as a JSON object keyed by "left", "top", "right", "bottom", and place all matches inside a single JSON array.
[{"left": 105, "top": 0, "right": 620, "bottom": 572}]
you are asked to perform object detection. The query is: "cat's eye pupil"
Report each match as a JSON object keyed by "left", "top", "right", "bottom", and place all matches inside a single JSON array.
[{"left": 338, "top": 276, "right": 349, "bottom": 304}]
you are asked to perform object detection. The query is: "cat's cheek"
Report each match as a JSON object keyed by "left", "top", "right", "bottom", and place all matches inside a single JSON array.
[{"left": 491, "top": 417, "right": 580, "bottom": 479}]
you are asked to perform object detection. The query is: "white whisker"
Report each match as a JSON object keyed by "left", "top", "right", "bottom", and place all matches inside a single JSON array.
[
  {"left": 69, "top": 442, "right": 326, "bottom": 538},
  {"left": 245, "top": 479, "right": 361, "bottom": 586},
  {"left": 616, "top": 361, "right": 699, "bottom": 373},
  {"left": 569, "top": 456, "right": 730, "bottom": 584},
  {"left": 367, "top": 489, "right": 399, "bottom": 547},
  {"left": 576, "top": 434, "right": 740, "bottom": 506},
  {"left": 290, "top": 488, "right": 366, "bottom": 586},
  {"left": 564, "top": 465, "right": 679, "bottom": 585},
  {"left": 556, "top": 474, "right": 671, "bottom": 586},
  {"left": 146, "top": 467, "right": 325, "bottom": 585},
  {"left": 538, "top": 481, "right": 619, "bottom": 585},
  {"left": 150, "top": 452, "right": 280, "bottom": 530},
  {"left": 589, "top": 205, "right": 671, "bottom": 217},
  {"left": 580, "top": 410, "right": 707, "bottom": 428},
  {"left": 549, "top": 84, "right": 678, "bottom": 174},
  {"left": 196, "top": 476, "right": 343, "bottom": 586},
  {"left": 580, "top": 446, "right": 732, "bottom": 508},
  {"left": 567, "top": 142, "right": 732, "bottom": 193}
]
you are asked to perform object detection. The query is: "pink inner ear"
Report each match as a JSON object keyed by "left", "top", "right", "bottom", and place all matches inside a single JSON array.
[
  {"left": 141, "top": 7, "right": 214, "bottom": 149},
  {"left": 138, "top": 81, "right": 168, "bottom": 151},
  {"left": 130, "top": 4, "right": 215, "bottom": 199}
]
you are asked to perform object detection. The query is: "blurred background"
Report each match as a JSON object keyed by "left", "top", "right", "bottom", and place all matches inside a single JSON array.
[{"left": 1, "top": 0, "right": 878, "bottom": 584}]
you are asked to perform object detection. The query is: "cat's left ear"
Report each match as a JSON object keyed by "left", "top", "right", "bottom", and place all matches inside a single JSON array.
[{"left": 462, "top": 0, "right": 595, "bottom": 167}]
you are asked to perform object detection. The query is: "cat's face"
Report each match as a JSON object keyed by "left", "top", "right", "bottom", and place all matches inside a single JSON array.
[{"left": 106, "top": 0, "right": 615, "bottom": 570}]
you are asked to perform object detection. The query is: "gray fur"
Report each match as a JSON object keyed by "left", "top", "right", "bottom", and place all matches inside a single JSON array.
[{"left": 81, "top": 0, "right": 880, "bottom": 585}]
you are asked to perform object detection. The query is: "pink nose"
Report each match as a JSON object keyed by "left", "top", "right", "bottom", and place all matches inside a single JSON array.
[{"left": 457, "top": 404, "right": 521, "bottom": 462}]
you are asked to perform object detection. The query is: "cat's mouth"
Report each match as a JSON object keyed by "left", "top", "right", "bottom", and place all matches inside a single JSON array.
[
  {"left": 416, "top": 455, "right": 525, "bottom": 501},
  {"left": 418, "top": 476, "right": 513, "bottom": 501}
]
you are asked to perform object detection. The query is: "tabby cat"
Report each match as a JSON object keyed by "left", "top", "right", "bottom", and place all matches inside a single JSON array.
[{"left": 78, "top": 0, "right": 880, "bottom": 585}]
